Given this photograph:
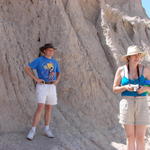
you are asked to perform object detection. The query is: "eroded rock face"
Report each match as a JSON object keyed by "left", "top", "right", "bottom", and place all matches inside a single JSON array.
[{"left": 0, "top": 0, "right": 150, "bottom": 149}]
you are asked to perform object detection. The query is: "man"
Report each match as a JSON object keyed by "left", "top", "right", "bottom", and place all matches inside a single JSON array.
[{"left": 25, "top": 43, "right": 61, "bottom": 140}]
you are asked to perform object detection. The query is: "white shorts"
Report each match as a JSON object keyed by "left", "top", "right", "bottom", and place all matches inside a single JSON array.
[{"left": 35, "top": 83, "right": 57, "bottom": 105}]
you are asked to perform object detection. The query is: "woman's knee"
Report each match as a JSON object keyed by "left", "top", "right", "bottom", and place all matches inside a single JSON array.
[
  {"left": 126, "top": 133, "right": 135, "bottom": 141},
  {"left": 136, "top": 135, "right": 145, "bottom": 142},
  {"left": 135, "top": 126, "right": 147, "bottom": 142}
]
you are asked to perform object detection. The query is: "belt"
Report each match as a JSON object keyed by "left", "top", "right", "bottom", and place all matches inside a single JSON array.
[{"left": 42, "top": 81, "right": 54, "bottom": 84}]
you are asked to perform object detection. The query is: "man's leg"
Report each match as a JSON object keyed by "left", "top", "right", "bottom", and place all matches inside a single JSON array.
[
  {"left": 44, "top": 104, "right": 54, "bottom": 138},
  {"left": 32, "top": 103, "right": 45, "bottom": 126},
  {"left": 27, "top": 103, "right": 44, "bottom": 140},
  {"left": 44, "top": 104, "right": 52, "bottom": 126}
]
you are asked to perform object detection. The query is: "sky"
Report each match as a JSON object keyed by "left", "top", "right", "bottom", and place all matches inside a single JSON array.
[{"left": 142, "top": 0, "right": 150, "bottom": 18}]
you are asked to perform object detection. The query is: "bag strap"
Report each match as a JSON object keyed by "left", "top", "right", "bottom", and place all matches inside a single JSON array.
[
  {"left": 141, "top": 65, "right": 144, "bottom": 76},
  {"left": 124, "top": 65, "right": 128, "bottom": 78}
]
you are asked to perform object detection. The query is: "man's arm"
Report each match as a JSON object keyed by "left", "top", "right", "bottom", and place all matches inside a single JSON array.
[
  {"left": 24, "top": 66, "right": 44, "bottom": 83},
  {"left": 53, "top": 72, "right": 61, "bottom": 85}
]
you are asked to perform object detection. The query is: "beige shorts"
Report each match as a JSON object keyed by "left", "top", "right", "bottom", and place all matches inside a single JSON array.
[
  {"left": 35, "top": 83, "right": 57, "bottom": 105},
  {"left": 119, "top": 96, "right": 150, "bottom": 125}
]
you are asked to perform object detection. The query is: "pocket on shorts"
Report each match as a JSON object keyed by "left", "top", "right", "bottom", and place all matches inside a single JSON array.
[
  {"left": 140, "top": 99, "right": 149, "bottom": 113},
  {"left": 52, "top": 84, "right": 57, "bottom": 93},
  {"left": 52, "top": 84, "right": 56, "bottom": 89},
  {"left": 36, "top": 84, "right": 41, "bottom": 90},
  {"left": 120, "top": 99, "right": 128, "bottom": 114},
  {"left": 36, "top": 84, "right": 45, "bottom": 94}
]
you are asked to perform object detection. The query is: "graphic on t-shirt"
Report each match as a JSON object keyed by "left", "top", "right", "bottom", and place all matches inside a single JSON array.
[
  {"left": 43, "top": 63, "right": 55, "bottom": 81},
  {"left": 28, "top": 56, "right": 60, "bottom": 82}
]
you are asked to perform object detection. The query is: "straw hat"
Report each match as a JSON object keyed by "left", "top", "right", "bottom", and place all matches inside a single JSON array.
[{"left": 121, "top": 45, "right": 146, "bottom": 62}]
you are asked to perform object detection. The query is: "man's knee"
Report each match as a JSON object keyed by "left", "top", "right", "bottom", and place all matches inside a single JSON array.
[
  {"left": 36, "top": 104, "right": 44, "bottom": 112},
  {"left": 45, "top": 105, "right": 52, "bottom": 112}
]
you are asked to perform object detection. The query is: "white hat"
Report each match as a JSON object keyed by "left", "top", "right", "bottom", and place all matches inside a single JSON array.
[{"left": 121, "top": 45, "right": 146, "bottom": 62}]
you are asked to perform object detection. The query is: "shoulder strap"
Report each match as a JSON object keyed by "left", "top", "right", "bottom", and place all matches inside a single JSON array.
[
  {"left": 121, "top": 65, "right": 128, "bottom": 78},
  {"left": 138, "top": 65, "right": 144, "bottom": 87},
  {"left": 141, "top": 65, "right": 144, "bottom": 76},
  {"left": 138, "top": 65, "right": 144, "bottom": 76},
  {"left": 124, "top": 65, "right": 128, "bottom": 78}
]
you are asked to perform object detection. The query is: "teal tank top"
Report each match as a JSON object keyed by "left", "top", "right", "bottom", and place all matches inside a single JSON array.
[{"left": 121, "top": 65, "right": 148, "bottom": 96}]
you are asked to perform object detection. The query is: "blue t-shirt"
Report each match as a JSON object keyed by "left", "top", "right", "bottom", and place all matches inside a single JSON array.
[{"left": 28, "top": 56, "right": 60, "bottom": 82}]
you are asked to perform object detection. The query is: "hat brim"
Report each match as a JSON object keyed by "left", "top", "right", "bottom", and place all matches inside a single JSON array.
[
  {"left": 40, "top": 47, "right": 57, "bottom": 52},
  {"left": 121, "top": 52, "right": 146, "bottom": 62}
]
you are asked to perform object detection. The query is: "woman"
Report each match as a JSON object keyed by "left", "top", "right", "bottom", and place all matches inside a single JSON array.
[
  {"left": 25, "top": 43, "right": 61, "bottom": 140},
  {"left": 113, "top": 45, "right": 150, "bottom": 150}
]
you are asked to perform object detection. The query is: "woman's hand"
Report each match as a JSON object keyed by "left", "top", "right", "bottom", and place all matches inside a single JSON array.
[
  {"left": 137, "top": 86, "right": 148, "bottom": 94},
  {"left": 124, "top": 85, "right": 134, "bottom": 91}
]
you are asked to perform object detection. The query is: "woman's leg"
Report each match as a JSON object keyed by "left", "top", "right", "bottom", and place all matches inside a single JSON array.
[
  {"left": 124, "top": 125, "right": 135, "bottom": 150},
  {"left": 32, "top": 103, "right": 45, "bottom": 127},
  {"left": 135, "top": 125, "right": 147, "bottom": 150},
  {"left": 44, "top": 104, "right": 52, "bottom": 126}
]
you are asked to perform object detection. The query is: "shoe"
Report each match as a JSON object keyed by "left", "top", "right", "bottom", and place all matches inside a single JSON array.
[
  {"left": 44, "top": 128, "right": 55, "bottom": 138},
  {"left": 26, "top": 129, "right": 36, "bottom": 141}
]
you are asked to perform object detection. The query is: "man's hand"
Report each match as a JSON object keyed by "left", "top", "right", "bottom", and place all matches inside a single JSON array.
[
  {"left": 53, "top": 72, "right": 61, "bottom": 85},
  {"left": 35, "top": 78, "right": 45, "bottom": 84},
  {"left": 53, "top": 80, "right": 59, "bottom": 85}
]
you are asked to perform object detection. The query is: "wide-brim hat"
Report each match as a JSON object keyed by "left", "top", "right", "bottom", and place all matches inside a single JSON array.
[
  {"left": 39, "top": 43, "right": 56, "bottom": 52},
  {"left": 121, "top": 45, "right": 147, "bottom": 62}
]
